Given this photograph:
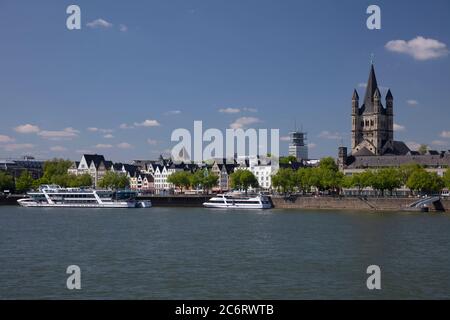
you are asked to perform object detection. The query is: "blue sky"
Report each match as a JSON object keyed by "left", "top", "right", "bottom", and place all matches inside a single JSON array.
[{"left": 1, "top": 0, "right": 449, "bottom": 161}]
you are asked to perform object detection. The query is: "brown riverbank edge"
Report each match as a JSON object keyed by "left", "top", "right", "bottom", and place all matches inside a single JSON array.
[{"left": 2, "top": 194, "right": 449, "bottom": 212}]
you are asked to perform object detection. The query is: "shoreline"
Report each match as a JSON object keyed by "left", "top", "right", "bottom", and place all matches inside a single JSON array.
[{"left": 2, "top": 194, "right": 449, "bottom": 212}]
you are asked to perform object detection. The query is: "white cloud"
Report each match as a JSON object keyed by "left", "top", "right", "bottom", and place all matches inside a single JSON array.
[
  {"left": 407, "top": 100, "right": 419, "bottom": 106},
  {"left": 431, "top": 140, "right": 448, "bottom": 147},
  {"left": 119, "top": 24, "right": 128, "bottom": 32},
  {"left": 243, "top": 107, "right": 258, "bottom": 113},
  {"left": 440, "top": 131, "right": 450, "bottom": 139},
  {"left": 38, "top": 127, "right": 79, "bottom": 140},
  {"left": 164, "top": 110, "right": 181, "bottom": 116},
  {"left": 94, "top": 144, "right": 113, "bottom": 149},
  {"left": 119, "top": 123, "right": 134, "bottom": 129},
  {"left": 86, "top": 18, "right": 113, "bottom": 29},
  {"left": 147, "top": 139, "right": 158, "bottom": 145},
  {"left": 393, "top": 123, "right": 406, "bottom": 132},
  {"left": 308, "top": 143, "right": 317, "bottom": 149},
  {"left": 3, "top": 143, "right": 34, "bottom": 151},
  {"left": 117, "top": 142, "right": 133, "bottom": 149},
  {"left": 14, "top": 124, "right": 40, "bottom": 134},
  {"left": 76, "top": 149, "right": 93, "bottom": 154},
  {"left": 219, "top": 107, "right": 241, "bottom": 114},
  {"left": 103, "top": 134, "right": 114, "bottom": 139},
  {"left": 134, "top": 119, "right": 161, "bottom": 127},
  {"left": 318, "top": 131, "right": 343, "bottom": 140},
  {"left": 88, "top": 127, "right": 113, "bottom": 133},
  {"left": 0, "top": 135, "right": 15, "bottom": 143},
  {"left": 385, "top": 36, "right": 449, "bottom": 61},
  {"left": 230, "top": 117, "right": 262, "bottom": 129},
  {"left": 280, "top": 136, "right": 290, "bottom": 142},
  {"left": 50, "top": 146, "right": 67, "bottom": 152}
]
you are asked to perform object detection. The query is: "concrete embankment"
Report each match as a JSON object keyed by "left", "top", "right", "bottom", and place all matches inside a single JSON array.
[
  {"left": 271, "top": 196, "right": 450, "bottom": 212},
  {"left": 2, "top": 194, "right": 449, "bottom": 211}
]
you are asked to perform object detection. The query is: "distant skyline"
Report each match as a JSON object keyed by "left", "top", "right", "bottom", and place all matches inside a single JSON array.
[{"left": 1, "top": 0, "right": 450, "bottom": 161}]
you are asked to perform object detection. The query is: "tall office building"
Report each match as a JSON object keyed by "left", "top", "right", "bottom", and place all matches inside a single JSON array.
[{"left": 289, "top": 131, "right": 308, "bottom": 160}]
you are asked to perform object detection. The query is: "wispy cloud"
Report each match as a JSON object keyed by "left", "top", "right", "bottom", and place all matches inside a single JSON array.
[
  {"left": 86, "top": 18, "right": 113, "bottom": 29},
  {"left": 219, "top": 108, "right": 241, "bottom": 114},
  {"left": 94, "top": 144, "right": 113, "bottom": 149},
  {"left": 38, "top": 127, "right": 79, "bottom": 140},
  {"left": 117, "top": 142, "right": 133, "bottom": 149},
  {"left": 14, "top": 124, "right": 79, "bottom": 141},
  {"left": 87, "top": 127, "right": 113, "bottom": 133},
  {"left": 280, "top": 136, "right": 291, "bottom": 142},
  {"left": 393, "top": 123, "right": 406, "bottom": 132},
  {"left": 0, "top": 135, "right": 15, "bottom": 143},
  {"left": 431, "top": 140, "right": 448, "bottom": 147},
  {"left": 14, "top": 124, "right": 40, "bottom": 134},
  {"left": 50, "top": 146, "right": 67, "bottom": 152},
  {"left": 219, "top": 107, "right": 258, "bottom": 114},
  {"left": 103, "top": 134, "right": 114, "bottom": 139},
  {"left": 164, "top": 110, "right": 181, "bottom": 116},
  {"left": 385, "top": 36, "right": 449, "bottom": 60},
  {"left": 406, "top": 100, "right": 419, "bottom": 106},
  {"left": 119, "top": 123, "right": 134, "bottom": 129},
  {"left": 147, "top": 139, "right": 158, "bottom": 145},
  {"left": 230, "top": 117, "right": 262, "bottom": 129},
  {"left": 134, "top": 119, "right": 161, "bottom": 127},
  {"left": 119, "top": 24, "right": 128, "bottom": 32},
  {"left": 3, "top": 143, "right": 34, "bottom": 151},
  {"left": 308, "top": 143, "right": 317, "bottom": 149},
  {"left": 318, "top": 131, "right": 343, "bottom": 140}
]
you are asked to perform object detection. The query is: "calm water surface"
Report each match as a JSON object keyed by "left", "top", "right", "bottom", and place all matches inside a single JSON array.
[{"left": 0, "top": 206, "right": 449, "bottom": 299}]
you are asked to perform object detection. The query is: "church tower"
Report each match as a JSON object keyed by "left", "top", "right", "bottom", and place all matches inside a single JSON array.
[{"left": 351, "top": 64, "right": 396, "bottom": 156}]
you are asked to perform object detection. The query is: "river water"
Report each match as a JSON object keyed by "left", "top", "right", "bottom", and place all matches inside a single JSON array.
[{"left": 0, "top": 206, "right": 449, "bottom": 299}]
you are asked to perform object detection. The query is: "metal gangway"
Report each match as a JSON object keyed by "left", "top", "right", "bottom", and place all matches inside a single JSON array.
[{"left": 408, "top": 196, "right": 441, "bottom": 209}]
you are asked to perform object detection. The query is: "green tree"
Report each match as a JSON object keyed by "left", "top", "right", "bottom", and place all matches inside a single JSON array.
[
  {"left": 15, "top": 170, "right": 34, "bottom": 193},
  {"left": 418, "top": 144, "right": 428, "bottom": 155},
  {"left": 311, "top": 157, "right": 343, "bottom": 194},
  {"left": 398, "top": 163, "right": 422, "bottom": 186},
  {"left": 406, "top": 167, "right": 444, "bottom": 194},
  {"left": 279, "top": 155, "right": 298, "bottom": 165},
  {"left": 190, "top": 169, "right": 206, "bottom": 190},
  {"left": 443, "top": 169, "right": 450, "bottom": 189},
  {"left": 373, "top": 168, "right": 402, "bottom": 196},
  {"left": 74, "top": 173, "right": 93, "bottom": 187},
  {"left": 272, "top": 168, "right": 295, "bottom": 195},
  {"left": 98, "top": 172, "right": 129, "bottom": 190},
  {"left": 0, "top": 171, "right": 15, "bottom": 192},
  {"left": 167, "top": 171, "right": 192, "bottom": 192},
  {"left": 202, "top": 171, "right": 219, "bottom": 194},
  {"left": 230, "top": 169, "right": 259, "bottom": 194}
]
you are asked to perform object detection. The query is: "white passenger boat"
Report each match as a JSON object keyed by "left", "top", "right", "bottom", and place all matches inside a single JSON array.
[
  {"left": 203, "top": 193, "right": 272, "bottom": 209},
  {"left": 17, "top": 185, "right": 151, "bottom": 208}
]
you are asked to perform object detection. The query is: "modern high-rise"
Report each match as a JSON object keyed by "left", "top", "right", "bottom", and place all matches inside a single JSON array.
[{"left": 289, "top": 131, "right": 308, "bottom": 160}]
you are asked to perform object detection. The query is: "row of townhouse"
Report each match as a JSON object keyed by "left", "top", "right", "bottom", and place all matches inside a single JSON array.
[
  {"left": 68, "top": 153, "right": 308, "bottom": 193},
  {"left": 68, "top": 154, "right": 144, "bottom": 189}
]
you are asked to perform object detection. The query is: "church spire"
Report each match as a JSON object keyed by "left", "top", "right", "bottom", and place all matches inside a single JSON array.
[{"left": 363, "top": 64, "right": 379, "bottom": 107}]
